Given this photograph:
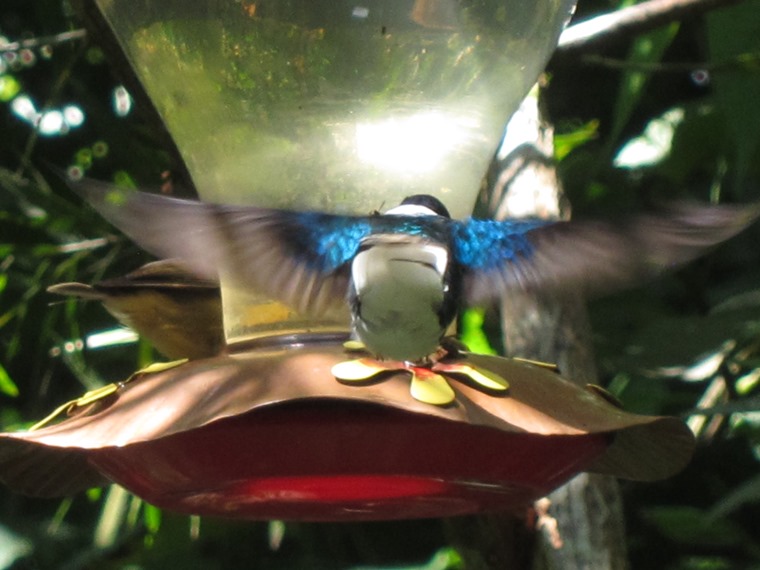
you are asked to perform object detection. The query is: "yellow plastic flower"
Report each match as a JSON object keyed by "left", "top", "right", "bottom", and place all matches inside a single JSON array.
[{"left": 331, "top": 346, "right": 510, "bottom": 406}]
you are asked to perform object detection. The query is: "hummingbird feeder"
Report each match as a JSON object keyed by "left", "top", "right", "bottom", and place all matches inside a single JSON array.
[
  {"left": 0, "top": 0, "right": 696, "bottom": 521},
  {"left": 0, "top": 343, "right": 694, "bottom": 521}
]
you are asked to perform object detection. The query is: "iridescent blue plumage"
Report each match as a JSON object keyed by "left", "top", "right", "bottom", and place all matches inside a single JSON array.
[
  {"left": 295, "top": 214, "right": 553, "bottom": 274},
  {"left": 294, "top": 212, "right": 373, "bottom": 271},
  {"left": 291, "top": 212, "right": 451, "bottom": 272},
  {"left": 452, "top": 218, "right": 550, "bottom": 269},
  {"left": 69, "top": 180, "right": 760, "bottom": 361}
]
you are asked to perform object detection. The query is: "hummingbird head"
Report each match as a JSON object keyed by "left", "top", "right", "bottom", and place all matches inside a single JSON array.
[{"left": 385, "top": 195, "right": 451, "bottom": 218}]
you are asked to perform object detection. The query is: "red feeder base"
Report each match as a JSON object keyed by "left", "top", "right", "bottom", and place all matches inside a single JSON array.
[
  {"left": 89, "top": 403, "right": 609, "bottom": 521},
  {"left": 0, "top": 348, "right": 695, "bottom": 520}
]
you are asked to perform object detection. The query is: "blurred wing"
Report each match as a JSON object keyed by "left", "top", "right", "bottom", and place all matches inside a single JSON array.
[
  {"left": 70, "top": 179, "right": 374, "bottom": 316},
  {"left": 457, "top": 202, "right": 760, "bottom": 304},
  {"left": 95, "top": 259, "right": 220, "bottom": 290}
]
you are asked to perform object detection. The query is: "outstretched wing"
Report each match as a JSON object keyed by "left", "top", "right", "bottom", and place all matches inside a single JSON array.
[
  {"left": 71, "top": 180, "right": 375, "bottom": 316},
  {"left": 455, "top": 202, "right": 760, "bottom": 304}
]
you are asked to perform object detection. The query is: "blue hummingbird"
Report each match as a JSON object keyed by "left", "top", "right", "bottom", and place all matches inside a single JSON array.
[{"left": 71, "top": 180, "right": 759, "bottom": 362}]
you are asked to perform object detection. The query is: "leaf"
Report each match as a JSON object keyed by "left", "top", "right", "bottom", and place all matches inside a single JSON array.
[
  {"left": 554, "top": 119, "right": 599, "bottom": 161},
  {"left": 0, "top": 363, "right": 18, "bottom": 397},
  {"left": 640, "top": 506, "right": 744, "bottom": 547},
  {"left": 349, "top": 547, "right": 463, "bottom": 570},
  {"left": 143, "top": 503, "right": 162, "bottom": 535},
  {"left": 707, "top": 0, "right": 760, "bottom": 192},
  {"left": 614, "top": 107, "right": 684, "bottom": 169},
  {"left": 458, "top": 308, "right": 497, "bottom": 355},
  {"left": 0, "top": 75, "right": 21, "bottom": 102},
  {"left": 710, "top": 473, "right": 760, "bottom": 518},
  {"left": 608, "top": 22, "right": 680, "bottom": 148},
  {"left": 652, "top": 101, "right": 729, "bottom": 185}
]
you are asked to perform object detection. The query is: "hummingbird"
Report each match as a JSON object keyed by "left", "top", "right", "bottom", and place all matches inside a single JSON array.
[{"left": 70, "top": 179, "right": 759, "bottom": 362}]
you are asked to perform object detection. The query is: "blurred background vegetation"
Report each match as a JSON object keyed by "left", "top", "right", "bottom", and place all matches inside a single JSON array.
[{"left": 1, "top": 0, "right": 760, "bottom": 568}]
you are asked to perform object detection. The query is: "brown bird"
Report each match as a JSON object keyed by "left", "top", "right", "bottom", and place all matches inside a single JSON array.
[{"left": 48, "top": 260, "right": 224, "bottom": 360}]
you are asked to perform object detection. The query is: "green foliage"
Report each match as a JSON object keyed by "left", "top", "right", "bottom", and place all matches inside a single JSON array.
[
  {"left": 0, "top": 362, "right": 18, "bottom": 397},
  {"left": 553, "top": 118, "right": 599, "bottom": 161},
  {"left": 551, "top": 0, "right": 760, "bottom": 566},
  {"left": 608, "top": 22, "right": 681, "bottom": 151},
  {"left": 706, "top": 0, "right": 760, "bottom": 192},
  {"left": 641, "top": 506, "right": 746, "bottom": 549},
  {"left": 459, "top": 308, "right": 497, "bottom": 355}
]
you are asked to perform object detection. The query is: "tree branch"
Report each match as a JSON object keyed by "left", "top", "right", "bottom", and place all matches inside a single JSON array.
[
  {"left": 578, "top": 51, "right": 760, "bottom": 72},
  {"left": 557, "top": 0, "right": 742, "bottom": 53},
  {"left": 0, "top": 29, "right": 87, "bottom": 53}
]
